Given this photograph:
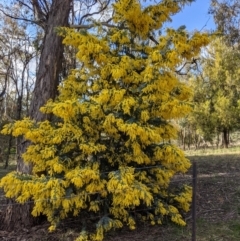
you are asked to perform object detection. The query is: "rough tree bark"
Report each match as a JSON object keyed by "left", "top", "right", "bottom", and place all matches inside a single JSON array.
[
  {"left": 17, "top": 0, "right": 72, "bottom": 173},
  {"left": 2, "top": 0, "right": 72, "bottom": 231}
]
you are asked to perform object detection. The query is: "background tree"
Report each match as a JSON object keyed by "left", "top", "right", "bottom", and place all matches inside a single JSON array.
[
  {"left": 210, "top": 0, "right": 240, "bottom": 46},
  {"left": 0, "top": 13, "right": 36, "bottom": 168},
  {"left": 1, "top": 0, "right": 209, "bottom": 239},
  {"left": 189, "top": 37, "right": 240, "bottom": 148}
]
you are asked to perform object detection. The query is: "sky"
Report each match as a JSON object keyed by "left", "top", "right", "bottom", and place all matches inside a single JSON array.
[{"left": 166, "top": 0, "right": 216, "bottom": 32}]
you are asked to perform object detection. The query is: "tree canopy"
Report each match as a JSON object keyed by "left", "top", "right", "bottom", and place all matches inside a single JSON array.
[
  {"left": 186, "top": 37, "right": 240, "bottom": 147},
  {"left": 210, "top": 0, "right": 240, "bottom": 46}
]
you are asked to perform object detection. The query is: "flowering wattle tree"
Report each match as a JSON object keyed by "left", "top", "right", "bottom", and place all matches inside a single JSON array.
[{"left": 0, "top": 0, "right": 209, "bottom": 240}]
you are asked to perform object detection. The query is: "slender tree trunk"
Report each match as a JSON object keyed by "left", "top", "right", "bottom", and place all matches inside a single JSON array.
[
  {"left": 182, "top": 128, "right": 186, "bottom": 150},
  {"left": 216, "top": 132, "right": 220, "bottom": 149},
  {"left": 222, "top": 128, "right": 229, "bottom": 148},
  {"left": 227, "top": 130, "right": 230, "bottom": 146},
  {"left": 187, "top": 127, "right": 191, "bottom": 150},
  {"left": 179, "top": 129, "right": 183, "bottom": 147},
  {"left": 2, "top": 0, "right": 72, "bottom": 231},
  {"left": 4, "top": 136, "right": 12, "bottom": 169}
]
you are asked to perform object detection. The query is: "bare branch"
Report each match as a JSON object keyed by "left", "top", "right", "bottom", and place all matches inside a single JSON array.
[
  {"left": 199, "top": 17, "right": 211, "bottom": 32},
  {"left": 175, "top": 58, "right": 199, "bottom": 75},
  {"left": 70, "top": 22, "right": 126, "bottom": 29},
  {"left": 149, "top": 35, "right": 159, "bottom": 45},
  {"left": 32, "top": 0, "right": 47, "bottom": 21},
  {"left": 79, "top": 0, "right": 110, "bottom": 24},
  {"left": 18, "top": 1, "right": 34, "bottom": 11},
  {"left": 0, "top": 8, "right": 39, "bottom": 26},
  {"left": 39, "top": 0, "right": 50, "bottom": 14}
]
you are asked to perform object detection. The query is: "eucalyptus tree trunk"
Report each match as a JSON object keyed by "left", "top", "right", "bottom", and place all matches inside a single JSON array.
[
  {"left": 18, "top": 0, "right": 72, "bottom": 173},
  {"left": 2, "top": 0, "right": 72, "bottom": 231}
]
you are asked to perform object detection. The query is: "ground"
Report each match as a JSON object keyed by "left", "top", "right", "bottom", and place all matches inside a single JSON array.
[{"left": 0, "top": 149, "right": 240, "bottom": 241}]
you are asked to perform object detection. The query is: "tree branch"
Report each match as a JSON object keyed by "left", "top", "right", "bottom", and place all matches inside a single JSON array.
[
  {"left": 149, "top": 35, "right": 159, "bottom": 45},
  {"left": 18, "top": 1, "right": 33, "bottom": 11},
  {"left": 0, "top": 8, "right": 39, "bottom": 26},
  {"left": 39, "top": 0, "right": 50, "bottom": 14},
  {"left": 32, "top": 0, "right": 47, "bottom": 21},
  {"left": 175, "top": 58, "right": 199, "bottom": 75},
  {"left": 70, "top": 22, "right": 126, "bottom": 29},
  {"left": 79, "top": 0, "right": 111, "bottom": 25}
]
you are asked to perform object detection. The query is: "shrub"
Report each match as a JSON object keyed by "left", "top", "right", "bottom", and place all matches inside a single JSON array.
[{"left": 0, "top": 0, "right": 209, "bottom": 240}]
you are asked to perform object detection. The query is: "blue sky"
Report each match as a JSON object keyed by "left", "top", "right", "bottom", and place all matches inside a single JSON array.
[{"left": 166, "top": 0, "right": 216, "bottom": 32}]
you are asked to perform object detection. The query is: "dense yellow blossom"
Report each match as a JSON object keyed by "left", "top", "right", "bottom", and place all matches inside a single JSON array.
[{"left": 0, "top": 0, "right": 210, "bottom": 240}]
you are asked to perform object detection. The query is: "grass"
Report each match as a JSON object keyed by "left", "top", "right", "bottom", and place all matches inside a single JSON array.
[
  {"left": 195, "top": 220, "right": 240, "bottom": 241},
  {"left": 186, "top": 151, "right": 240, "bottom": 241},
  {"left": 185, "top": 145, "right": 240, "bottom": 156},
  {"left": 0, "top": 149, "right": 240, "bottom": 240}
]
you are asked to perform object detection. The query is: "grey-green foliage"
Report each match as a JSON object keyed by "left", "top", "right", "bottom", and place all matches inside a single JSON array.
[{"left": 210, "top": 0, "right": 240, "bottom": 46}]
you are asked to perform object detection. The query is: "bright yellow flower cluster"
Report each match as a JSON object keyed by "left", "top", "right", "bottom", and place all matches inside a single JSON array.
[
  {"left": 113, "top": 0, "right": 180, "bottom": 38},
  {"left": 0, "top": 0, "right": 210, "bottom": 240}
]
